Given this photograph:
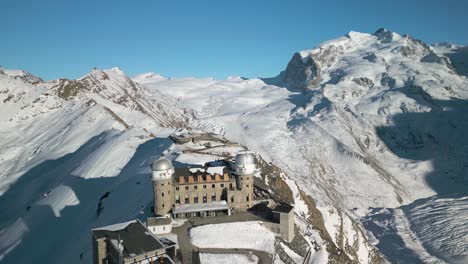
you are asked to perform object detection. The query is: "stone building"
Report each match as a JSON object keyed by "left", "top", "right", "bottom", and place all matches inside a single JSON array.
[
  {"left": 91, "top": 219, "right": 176, "bottom": 264},
  {"left": 264, "top": 204, "right": 295, "bottom": 242},
  {"left": 146, "top": 216, "right": 172, "bottom": 235},
  {"left": 151, "top": 152, "right": 255, "bottom": 218}
]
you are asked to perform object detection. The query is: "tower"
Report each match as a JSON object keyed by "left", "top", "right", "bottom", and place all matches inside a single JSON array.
[
  {"left": 151, "top": 157, "right": 175, "bottom": 216},
  {"left": 232, "top": 151, "right": 255, "bottom": 210}
]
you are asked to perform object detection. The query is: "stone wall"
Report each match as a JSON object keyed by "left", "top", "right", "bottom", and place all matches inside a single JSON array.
[{"left": 154, "top": 178, "right": 174, "bottom": 216}]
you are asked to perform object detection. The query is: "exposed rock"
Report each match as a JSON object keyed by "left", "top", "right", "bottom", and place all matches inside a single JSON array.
[
  {"left": 283, "top": 53, "right": 321, "bottom": 89},
  {"left": 380, "top": 73, "right": 396, "bottom": 88},
  {"left": 421, "top": 52, "right": 442, "bottom": 63},
  {"left": 444, "top": 45, "right": 468, "bottom": 77},
  {"left": 353, "top": 77, "right": 374, "bottom": 87},
  {"left": 393, "top": 35, "right": 432, "bottom": 58},
  {"left": 54, "top": 79, "right": 85, "bottom": 100},
  {"left": 255, "top": 155, "right": 294, "bottom": 204},
  {"left": 363, "top": 53, "right": 378, "bottom": 62},
  {"left": 0, "top": 69, "right": 43, "bottom": 84},
  {"left": 373, "top": 28, "right": 396, "bottom": 43}
]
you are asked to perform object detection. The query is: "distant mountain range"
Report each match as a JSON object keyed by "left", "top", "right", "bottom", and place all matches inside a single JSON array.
[{"left": 0, "top": 28, "right": 467, "bottom": 263}]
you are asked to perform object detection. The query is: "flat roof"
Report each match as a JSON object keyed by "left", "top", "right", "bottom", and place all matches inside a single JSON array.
[
  {"left": 147, "top": 217, "right": 172, "bottom": 226},
  {"left": 173, "top": 201, "right": 229, "bottom": 214},
  {"left": 92, "top": 220, "right": 165, "bottom": 258},
  {"left": 273, "top": 204, "right": 294, "bottom": 213},
  {"left": 174, "top": 166, "right": 229, "bottom": 177}
]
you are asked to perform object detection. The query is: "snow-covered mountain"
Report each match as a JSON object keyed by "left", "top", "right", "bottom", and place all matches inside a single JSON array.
[{"left": 0, "top": 28, "right": 467, "bottom": 263}]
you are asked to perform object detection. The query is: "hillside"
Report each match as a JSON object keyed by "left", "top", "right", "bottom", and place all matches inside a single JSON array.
[{"left": 0, "top": 28, "right": 467, "bottom": 263}]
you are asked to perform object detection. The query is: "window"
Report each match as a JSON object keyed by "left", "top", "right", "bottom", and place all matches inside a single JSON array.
[
  {"left": 231, "top": 196, "right": 234, "bottom": 203},
  {"left": 203, "top": 185, "right": 206, "bottom": 189},
  {"left": 176, "top": 187, "right": 179, "bottom": 191},
  {"left": 203, "top": 195, "right": 207, "bottom": 203},
  {"left": 211, "top": 193, "right": 216, "bottom": 201},
  {"left": 246, "top": 184, "right": 249, "bottom": 188},
  {"left": 221, "top": 183, "right": 224, "bottom": 188},
  {"left": 246, "top": 195, "right": 249, "bottom": 202},
  {"left": 212, "top": 184, "right": 215, "bottom": 188},
  {"left": 185, "top": 186, "right": 189, "bottom": 191},
  {"left": 162, "top": 192, "right": 164, "bottom": 197},
  {"left": 194, "top": 197, "right": 199, "bottom": 203},
  {"left": 162, "top": 204, "right": 165, "bottom": 208},
  {"left": 184, "top": 195, "right": 189, "bottom": 204},
  {"left": 175, "top": 195, "right": 180, "bottom": 204},
  {"left": 194, "top": 185, "right": 198, "bottom": 190},
  {"left": 229, "top": 183, "right": 233, "bottom": 189}
]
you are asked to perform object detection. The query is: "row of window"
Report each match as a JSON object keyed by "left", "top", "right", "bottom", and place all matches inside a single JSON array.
[
  {"left": 179, "top": 174, "right": 230, "bottom": 182},
  {"left": 175, "top": 193, "right": 218, "bottom": 204},
  {"left": 175, "top": 183, "right": 229, "bottom": 191},
  {"left": 230, "top": 195, "right": 250, "bottom": 203},
  {"left": 161, "top": 193, "right": 252, "bottom": 208}
]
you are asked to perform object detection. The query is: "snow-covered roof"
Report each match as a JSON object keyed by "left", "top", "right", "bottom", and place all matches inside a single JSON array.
[
  {"left": 93, "top": 219, "right": 137, "bottom": 232},
  {"left": 173, "top": 201, "right": 228, "bottom": 214},
  {"left": 187, "top": 166, "right": 226, "bottom": 175},
  {"left": 206, "top": 166, "right": 226, "bottom": 175}
]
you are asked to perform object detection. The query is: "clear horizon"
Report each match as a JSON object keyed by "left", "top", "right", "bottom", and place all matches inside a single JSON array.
[{"left": 3, "top": 0, "right": 468, "bottom": 81}]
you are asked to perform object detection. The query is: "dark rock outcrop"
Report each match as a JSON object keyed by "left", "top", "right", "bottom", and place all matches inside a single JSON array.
[
  {"left": 353, "top": 77, "right": 374, "bottom": 87},
  {"left": 283, "top": 53, "right": 321, "bottom": 89},
  {"left": 374, "top": 28, "right": 395, "bottom": 43}
]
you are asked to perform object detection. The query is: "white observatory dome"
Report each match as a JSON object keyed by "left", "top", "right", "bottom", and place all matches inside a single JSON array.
[
  {"left": 235, "top": 152, "right": 255, "bottom": 166},
  {"left": 151, "top": 157, "right": 174, "bottom": 181},
  {"left": 151, "top": 157, "right": 173, "bottom": 171},
  {"left": 233, "top": 152, "right": 256, "bottom": 175}
]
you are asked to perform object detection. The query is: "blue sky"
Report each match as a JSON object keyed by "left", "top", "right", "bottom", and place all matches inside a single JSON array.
[{"left": 3, "top": 0, "right": 468, "bottom": 80}]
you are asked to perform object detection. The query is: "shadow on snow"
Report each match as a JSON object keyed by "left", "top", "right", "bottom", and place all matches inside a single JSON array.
[{"left": 0, "top": 131, "right": 172, "bottom": 264}]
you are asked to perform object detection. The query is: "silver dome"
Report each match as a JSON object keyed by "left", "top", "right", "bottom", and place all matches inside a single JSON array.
[
  {"left": 235, "top": 152, "right": 255, "bottom": 166},
  {"left": 151, "top": 157, "right": 173, "bottom": 171}
]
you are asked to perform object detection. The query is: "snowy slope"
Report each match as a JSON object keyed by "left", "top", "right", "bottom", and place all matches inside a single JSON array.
[
  {"left": 139, "top": 28, "right": 468, "bottom": 263},
  {"left": 0, "top": 68, "right": 185, "bottom": 263},
  {"left": 1, "top": 28, "right": 467, "bottom": 264}
]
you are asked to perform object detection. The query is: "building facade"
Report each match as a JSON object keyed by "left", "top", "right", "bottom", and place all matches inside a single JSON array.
[
  {"left": 264, "top": 204, "right": 295, "bottom": 242},
  {"left": 151, "top": 152, "right": 256, "bottom": 218}
]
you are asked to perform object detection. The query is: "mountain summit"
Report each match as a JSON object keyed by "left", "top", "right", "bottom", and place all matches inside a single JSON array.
[{"left": 0, "top": 29, "right": 467, "bottom": 264}]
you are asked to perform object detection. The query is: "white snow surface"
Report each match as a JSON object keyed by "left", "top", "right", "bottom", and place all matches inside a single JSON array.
[
  {"left": 403, "top": 195, "right": 468, "bottom": 264},
  {"left": 199, "top": 253, "right": 259, "bottom": 264},
  {"left": 1, "top": 28, "right": 467, "bottom": 264},
  {"left": 190, "top": 221, "right": 275, "bottom": 253}
]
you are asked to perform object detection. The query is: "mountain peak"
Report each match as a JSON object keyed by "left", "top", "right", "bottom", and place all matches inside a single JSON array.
[
  {"left": 346, "top": 31, "right": 372, "bottom": 42},
  {"left": 110, "top": 67, "right": 125, "bottom": 75},
  {"left": 0, "top": 68, "right": 43, "bottom": 84},
  {"left": 373, "top": 27, "right": 401, "bottom": 43},
  {"left": 132, "top": 72, "right": 166, "bottom": 84}
]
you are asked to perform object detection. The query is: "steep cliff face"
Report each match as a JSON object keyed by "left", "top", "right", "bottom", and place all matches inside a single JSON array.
[{"left": 283, "top": 52, "right": 321, "bottom": 89}]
